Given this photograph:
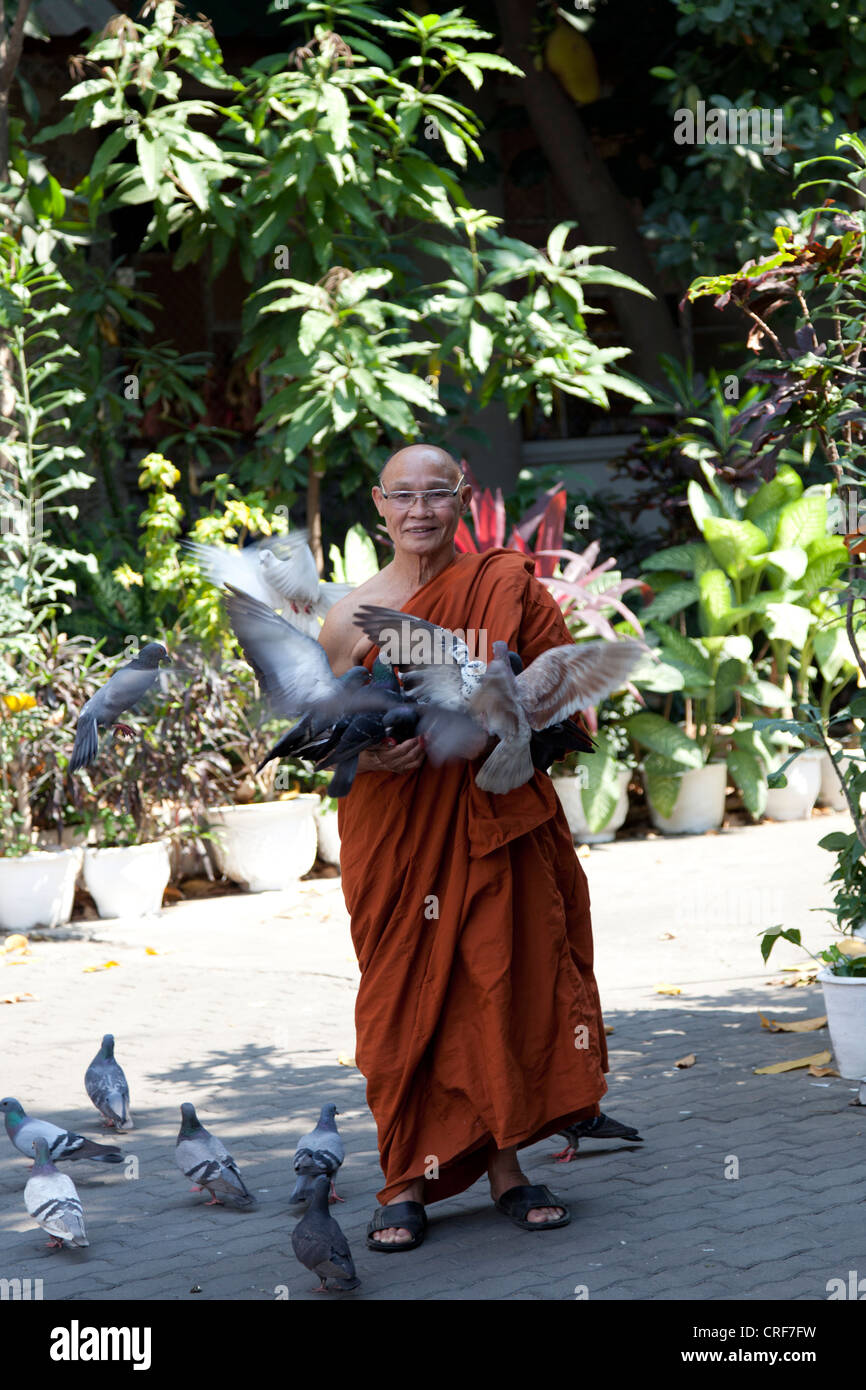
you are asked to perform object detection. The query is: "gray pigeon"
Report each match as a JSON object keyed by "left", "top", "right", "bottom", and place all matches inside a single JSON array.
[
  {"left": 553, "top": 1113, "right": 644, "bottom": 1162},
  {"left": 69, "top": 641, "right": 171, "bottom": 772},
  {"left": 221, "top": 585, "right": 391, "bottom": 724},
  {"left": 24, "top": 1138, "right": 89, "bottom": 1248},
  {"left": 291, "top": 1175, "right": 360, "bottom": 1292},
  {"left": 174, "top": 1102, "right": 257, "bottom": 1210},
  {"left": 0, "top": 1098, "right": 124, "bottom": 1164},
  {"left": 290, "top": 1102, "right": 344, "bottom": 1206},
  {"left": 84, "top": 1034, "right": 132, "bottom": 1131}
]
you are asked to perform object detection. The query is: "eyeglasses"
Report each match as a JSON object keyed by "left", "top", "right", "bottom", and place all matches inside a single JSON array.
[{"left": 379, "top": 474, "right": 465, "bottom": 510}]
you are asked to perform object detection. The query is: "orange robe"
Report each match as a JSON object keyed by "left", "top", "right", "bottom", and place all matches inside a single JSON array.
[{"left": 338, "top": 550, "right": 609, "bottom": 1205}]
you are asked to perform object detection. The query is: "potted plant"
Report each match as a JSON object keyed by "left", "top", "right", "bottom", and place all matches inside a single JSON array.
[
  {"left": 761, "top": 925, "right": 866, "bottom": 1081},
  {"left": 81, "top": 807, "right": 171, "bottom": 920},
  {"left": 551, "top": 694, "right": 637, "bottom": 843}
]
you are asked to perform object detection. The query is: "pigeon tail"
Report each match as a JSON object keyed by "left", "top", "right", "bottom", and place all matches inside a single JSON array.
[
  {"left": 69, "top": 715, "right": 99, "bottom": 773},
  {"left": 474, "top": 737, "right": 535, "bottom": 794},
  {"left": 328, "top": 756, "right": 359, "bottom": 798}
]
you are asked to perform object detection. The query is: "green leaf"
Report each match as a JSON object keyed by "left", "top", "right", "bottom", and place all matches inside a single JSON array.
[
  {"left": 641, "top": 542, "right": 709, "bottom": 573},
  {"left": 698, "top": 568, "right": 733, "bottom": 635},
  {"left": 642, "top": 751, "right": 685, "bottom": 818},
  {"left": 626, "top": 712, "right": 704, "bottom": 768},
  {"left": 702, "top": 517, "right": 767, "bottom": 576},
  {"left": 297, "top": 310, "right": 333, "bottom": 354},
  {"left": 688, "top": 479, "right": 722, "bottom": 530},
  {"left": 740, "top": 679, "right": 789, "bottom": 709},
  {"left": 760, "top": 924, "right": 802, "bottom": 964},
  {"left": 320, "top": 83, "right": 350, "bottom": 150},
  {"left": 775, "top": 495, "right": 828, "bottom": 551},
  {"left": 744, "top": 466, "right": 803, "bottom": 520},
  {"left": 764, "top": 602, "right": 813, "bottom": 648},
  {"left": 576, "top": 732, "right": 622, "bottom": 832},
  {"left": 640, "top": 581, "right": 700, "bottom": 623},
  {"left": 468, "top": 318, "right": 494, "bottom": 373},
  {"left": 728, "top": 747, "right": 766, "bottom": 818}
]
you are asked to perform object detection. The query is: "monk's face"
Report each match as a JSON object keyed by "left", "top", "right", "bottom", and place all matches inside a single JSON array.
[{"left": 373, "top": 447, "right": 471, "bottom": 557}]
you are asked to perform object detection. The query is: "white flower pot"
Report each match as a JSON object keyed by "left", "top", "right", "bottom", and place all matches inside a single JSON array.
[
  {"left": 818, "top": 969, "right": 866, "bottom": 1079},
  {"left": 83, "top": 841, "right": 171, "bottom": 919},
  {"left": 764, "top": 748, "right": 822, "bottom": 821},
  {"left": 643, "top": 760, "right": 727, "bottom": 836},
  {"left": 0, "top": 847, "right": 82, "bottom": 931},
  {"left": 554, "top": 767, "right": 630, "bottom": 843},
  {"left": 207, "top": 797, "right": 319, "bottom": 891},
  {"left": 315, "top": 806, "right": 341, "bottom": 866},
  {"left": 816, "top": 748, "right": 862, "bottom": 811}
]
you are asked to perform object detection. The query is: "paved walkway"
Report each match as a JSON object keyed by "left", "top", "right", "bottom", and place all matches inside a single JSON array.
[{"left": 1, "top": 814, "right": 863, "bottom": 1301}]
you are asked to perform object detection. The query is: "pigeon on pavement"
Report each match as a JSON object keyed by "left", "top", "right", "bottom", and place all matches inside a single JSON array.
[
  {"left": 184, "top": 532, "right": 352, "bottom": 637},
  {"left": 290, "top": 1103, "right": 345, "bottom": 1205},
  {"left": 175, "top": 1102, "right": 257, "bottom": 1209},
  {"left": 553, "top": 1113, "right": 644, "bottom": 1162},
  {"left": 25, "top": 1138, "right": 89, "bottom": 1248},
  {"left": 84, "top": 1034, "right": 133, "bottom": 1131},
  {"left": 69, "top": 641, "right": 171, "bottom": 772},
  {"left": 291, "top": 1175, "right": 360, "bottom": 1292},
  {"left": 0, "top": 1098, "right": 124, "bottom": 1164}
]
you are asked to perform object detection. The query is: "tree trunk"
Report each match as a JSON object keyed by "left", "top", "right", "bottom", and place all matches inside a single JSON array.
[
  {"left": 0, "top": 0, "right": 32, "bottom": 184},
  {"left": 306, "top": 455, "right": 322, "bottom": 574},
  {"left": 494, "top": 0, "right": 682, "bottom": 384}
]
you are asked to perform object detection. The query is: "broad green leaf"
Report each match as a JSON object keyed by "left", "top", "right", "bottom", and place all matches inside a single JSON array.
[
  {"left": 744, "top": 466, "right": 803, "bottom": 521},
  {"left": 814, "top": 624, "right": 857, "bottom": 682},
  {"left": 702, "top": 517, "right": 767, "bottom": 575},
  {"left": 775, "top": 495, "right": 828, "bottom": 550},
  {"left": 764, "top": 601, "right": 813, "bottom": 648},
  {"left": 728, "top": 747, "right": 766, "bottom": 817},
  {"left": 298, "top": 310, "right": 333, "bottom": 355},
  {"left": 654, "top": 623, "right": 713, "bottom": 677},
  {"left": 640, "top": 581, "right": 700, "bottom": 623},
  {"left": 576, "top": 732, "right": 622, "bottom": 832},
  {"left": 468, "top": 318, "right": 494, "bottom": 373},
  {"left": 699, "top": 568, "right": 733, "bottom": 635},
  {"left": 642, "top": 751, "right": 686, "bottom": 818},
  {"left": 742, "top": 547, "right": 806, "bottom": 583},
  {"left": 641, "top": 542, "right": 709, "bottom": 574},
  {"left": 626, "top": 712, "right": 704, "bottom": 767}
]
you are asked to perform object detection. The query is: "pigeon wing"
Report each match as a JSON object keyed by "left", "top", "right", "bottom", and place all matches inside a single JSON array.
[
  {"left": 183, "top": 539, "right": 277, "bottom": 607},
  {"left": 353, "top": 606, "right": 466, "bottom": 665},
  {"left": 222, "top": 585, "right": 342, "bottom": 717},
  {"left": 516, "top": 640, "right": 645, "bottom": 730},
  {"left": 25, "top": 1171, "right": 88, "bottom": 1244}
]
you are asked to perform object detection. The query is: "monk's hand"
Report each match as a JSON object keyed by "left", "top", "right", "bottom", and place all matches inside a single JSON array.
[{"left": 359, "top": 737, "right": 426, "bottom": 775}]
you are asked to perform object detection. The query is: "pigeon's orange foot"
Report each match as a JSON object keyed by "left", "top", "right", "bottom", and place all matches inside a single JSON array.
[
  {"left": 328, "top": 1182, "right": 345, "bottom": 1204},
  {"left": 315, "top": 1281, "right": 330, "bottom": 1292},
  {"left": 113, "top": 723, "right": 136, "bottom": 739},
  {"left": 189, "top": 1185, "right": 202, "bottom": 1192},
  {"left": 553, "top": 1144, "right": 578, "bottom": 1162},
  {"left": 46, "top": 1237, "right": 64, "bottom": 1249},
  {"left": 204, "top": 1195, "right": 223, "bottom": 1206}
]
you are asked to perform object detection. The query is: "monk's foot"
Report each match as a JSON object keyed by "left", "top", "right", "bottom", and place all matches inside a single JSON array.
[
  {"left": 488, "top": 1148, "right": 565, "bottom": 1225},
  {"left": 369, "top": 1180, "right": 424, "bottom": 1246}
]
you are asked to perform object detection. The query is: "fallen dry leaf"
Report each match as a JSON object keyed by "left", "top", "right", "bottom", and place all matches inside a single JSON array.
[
  {"left": 754, "top": 1049, "right": 832, "bottom": 1075},
  {"left": 83, "top": 960, "right": 121, "bottom": 973},
  {"left": 337, "top": 1054, "right": 356, "bottom": 1068},
  {"left": 659, "top": 932, "right": 676, "bottom": 941},
  {"left": 1, "top": 992, "right": 34, "bottom": 1004},
  {"left": 655, "top": 984, "right": 682, "bottom": 996},
  {"left": 1, "top": 934, "right": 29, "bottom": 953},
  {"left": 145, "top": 948, "right": 159, "bottom": 956},
  {"left": 836, "top": 938, "right": 866, "bottom": 958},
  {"left": 808, "top": 1064, "right": 840, "bottom": 1077},
  {"left": 675, "top": 1054, "right": 696, "bottom": 1068},
  {"left": 759, "top": 1013, "right": 827, "bottom": 1033},
  {"left": 604, "top": 1024, "right": 614, "bottom": 1035}
]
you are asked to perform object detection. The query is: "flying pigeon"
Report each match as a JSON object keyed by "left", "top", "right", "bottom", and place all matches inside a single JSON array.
[
  {"left": 69, "top": 641, "right": 171, "bottom": 772},
  {"left": 84, "top": 1034, "right": 132, "bottom": 1131},
  {"left": 221, "top": 585, "right": 393, "bottom": 726},
  {"left": 256, "top": 667, "right": 374, "bottom": 773},
  {"left": 184, "top": 532, "right": 352, "bottom": 637},
  {"left": 175, "top": 1102, "right": 257, "bottom": 1209},
  {"left": 0, "top": 1098, "right": 124, "bottom": 1164},
  {"left": 353, "top": 604, "right": 488, "bottom": 702},
  {"left": 25, "top": 1138, "right": 89, "bottom": 1249},
  {"left": 553, "top": 1113, "right": 644, "bottom": 1162},
  {"left": 290, "top": 1103, "right": 345, "bottom": 1205},
  {"left": 291, "top": 1175, "right": 360, "bottom": 1292}
]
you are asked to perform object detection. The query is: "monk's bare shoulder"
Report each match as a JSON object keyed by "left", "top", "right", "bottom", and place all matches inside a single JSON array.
[{"left": 319, "top": 564, "right": 397, "bottom": 674}]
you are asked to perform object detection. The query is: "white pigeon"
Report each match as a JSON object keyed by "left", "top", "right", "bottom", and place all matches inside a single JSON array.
[
  {"left": 183, "top": 531, "right": 353, "bottom": 636},
  {"left": 25, "top": 1138, "right": 89, "bottom": 1248}
]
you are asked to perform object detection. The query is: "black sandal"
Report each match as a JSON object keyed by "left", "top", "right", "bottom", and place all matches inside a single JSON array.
[
  {"left": 366, "top": 1201, "right": 427, "bottom": 1252},
  {"left": 495, "top": 1184, "right": 570, "bottom": 1231}
]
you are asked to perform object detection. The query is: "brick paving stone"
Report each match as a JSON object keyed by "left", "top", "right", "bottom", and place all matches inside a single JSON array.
[{"left": 1, "top": 814, "right": 861, "bottom": 1302}]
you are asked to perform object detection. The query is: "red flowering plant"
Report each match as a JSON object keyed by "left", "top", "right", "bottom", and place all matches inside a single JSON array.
[{"left": 455, "top": 461, "right": 648, "bottom": 833}]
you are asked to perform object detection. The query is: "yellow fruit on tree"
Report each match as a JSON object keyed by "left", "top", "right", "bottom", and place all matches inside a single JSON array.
[{"left": 545, "top": 22, "right": 600, "bottom": 106}]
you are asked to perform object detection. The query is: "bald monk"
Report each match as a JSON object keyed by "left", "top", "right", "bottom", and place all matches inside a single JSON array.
[{"left": 319, "top": 444, "right": 609, "bottom": 1247}]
